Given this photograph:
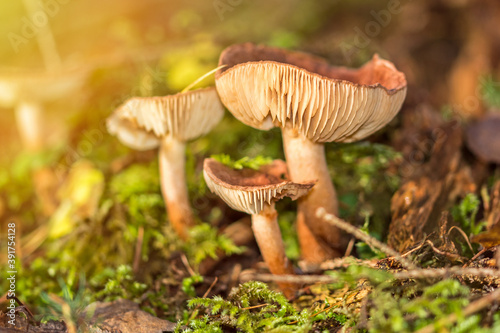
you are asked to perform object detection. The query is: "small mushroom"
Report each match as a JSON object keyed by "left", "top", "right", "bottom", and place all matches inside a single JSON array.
[
  {"left": 0, "top": 0, "right": 87, "bottom": 151},
  {"left": 203, "top": 157, "right": 314, "bottom": 298},
  {"left": 465, "top": 113, "right": 500, "bottom": 164},
  {"left": 0, "top": 67, "right": 88, "bottom": 150},
  {"left": 215, "top": 43, "right": 407, "bottom": 262},
  {"left": 107, "top": 88, "right": 224, "bottom": 240}
]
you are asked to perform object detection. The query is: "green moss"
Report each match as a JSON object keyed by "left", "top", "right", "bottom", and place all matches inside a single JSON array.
[
  {"left": 91, "top": 265, "right": 147, "bottom": 302},
  {"left": 450, "top": 193, "right": 486, "bottom": 256},
  {"left": 211, "top": 153, "right": 273, "bottom": 170},
  {"left": 481, "top": 75, "right": 500, "bottom": 109},
  {"left": 327, "top": 141, "right": 402, "bottom": 244},
  {"left": 182, "top": 274, "right": 204, "bottom": 297},
  {"left": 177, "top": 281, "right": 313, "bottom": 333},
  {"left": 451, "top": 193, "right": 484, "bottom": 236},
  {"left": 184, "top": 223, "right": 245, "bottom": 270}
]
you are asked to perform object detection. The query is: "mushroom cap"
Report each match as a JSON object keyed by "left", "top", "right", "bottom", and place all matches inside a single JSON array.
[
  {"left": 465, "top": 113, "right": 500, "bottom": 164},
  {"left": 107, "top": 87, "right": 225, "bottom": 150},
  {"left": 0, "top": 66, "right": 88, "bottom": 107},
  {"left": 203, "top": 158, "right": 315, "bottom": 215},
  {"left": 215, "top": 43, "right": 407, "bottom": 143}
]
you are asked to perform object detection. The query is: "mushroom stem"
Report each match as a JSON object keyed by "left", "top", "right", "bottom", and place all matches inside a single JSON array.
[
  {"left": 15, "top": 101, "right": 43, "bottom": 151},
  {"left": 296, "top": 215, "right": 336, "bottom": 262},
  {"left": 159, "top": 136, "right": 195, "bottom": 240},
  {"left": 22, "top": 0, "right": 62, "bottom": 70},
  {"left": 282, "top": 126, "right": 343, "bottom": 262},
  {"left": 251, "top": 203, "right": 296, "bottom": 299}
]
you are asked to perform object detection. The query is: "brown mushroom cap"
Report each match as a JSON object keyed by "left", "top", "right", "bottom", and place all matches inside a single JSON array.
[
  {"left": 0, "top": 67, "right": 88, "bottom": 106},
  {"left": 203, "top": 158, "right": 314, "bottom": 215},
  {"left": 215, "top": 43, "right": 407, "bottom": 143},
  {"left": 466, "top": 113, "right": 500, "bottom": 164},
  {"left": 107, "top": 87, "right": 224, "bottom": 150}
]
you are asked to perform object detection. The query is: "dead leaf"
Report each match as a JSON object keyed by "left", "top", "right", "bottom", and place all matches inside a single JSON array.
[{"left": 471, "top": 223, "right": 500, "bottom": 249}]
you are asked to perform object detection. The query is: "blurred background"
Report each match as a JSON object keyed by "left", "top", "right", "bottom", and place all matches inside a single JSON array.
[
  {"left": 0, "top": 0, "right": 499, "bottom": 321},
  {"left": 0, "top": 0, "right": 499, "bottom": 152}
]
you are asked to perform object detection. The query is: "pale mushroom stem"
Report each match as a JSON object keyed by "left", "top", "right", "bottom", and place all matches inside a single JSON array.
[
  {"left": 282, "top": 126, "right": 343, "bottom": 263},
  {"left": 15, "top": 101, "right": 43, "bottom": 151},
  {"left": 23, "top": 0, "right": 62, "bottom": 70},
  {"left": 251, "top": 203, "right": 296, "bottom": 299},
  {"left": 159, "top": 136, "right": 195, "bottom": 240}
]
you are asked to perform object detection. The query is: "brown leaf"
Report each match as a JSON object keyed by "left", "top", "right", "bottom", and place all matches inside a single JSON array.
[{"left": 471, "top": 223, "right": 500, "bottom": 249}]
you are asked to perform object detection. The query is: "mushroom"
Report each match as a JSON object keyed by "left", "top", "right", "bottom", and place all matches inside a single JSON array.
[
  {"left": 215, "top": 43, "right": 407, "bottom": 262},
  {"left": 203, "top": 157, "right": 314, "bottom": 298},
  {"left": 465, "top": 113, "right": 500, "bottom": 164},
  {"left": 107, "top": 88, "right": 224, "bottom": 240},
  {"left": 0, "top": 67, "right": 88, "bottom": 151},
  {"left": 0, "top": 0, "right": 90, "bottom": 151}
]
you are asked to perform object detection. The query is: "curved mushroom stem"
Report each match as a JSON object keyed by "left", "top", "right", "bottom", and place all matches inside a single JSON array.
[
  {"left": 15, "top": 101, "right": 43, "bottom": 151},
  {"left": 159, "top": 136, "right": 195, "bottom": 240},
  {"left": 282, "top": 126, "right": 343, "bottom": 263},
  {"left": 252, "top": 203, "right": 297, "bottom": 299}
]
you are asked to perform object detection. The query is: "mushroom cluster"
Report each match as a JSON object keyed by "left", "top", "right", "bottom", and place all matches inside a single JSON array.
[
  {"left": 106, "top": 43, "right": 407, "bottom": 297},
  {"left": 215, "top": 43, "right": 407, "bottom": 262}
]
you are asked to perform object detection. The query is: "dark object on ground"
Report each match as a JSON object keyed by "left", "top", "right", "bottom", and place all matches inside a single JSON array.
[
  {"left": 466, "top": 113, "right": 500, "bottom": 164},
  {"left": 0, "top": 310, "right": 66, "bottom": 332},
  {"left": 0, "top": 299, "right": 177, "bottom": 333}
]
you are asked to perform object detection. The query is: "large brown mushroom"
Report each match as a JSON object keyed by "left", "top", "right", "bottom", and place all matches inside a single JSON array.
[
  {"left": 215, "top": 43, "right": 407, "bottom": 262},
  {"left": 203, "top": 158, "right": 314, "bottom": 298},
  {"left": 107, "top": 88, "right": 224, "bottom": 240}
]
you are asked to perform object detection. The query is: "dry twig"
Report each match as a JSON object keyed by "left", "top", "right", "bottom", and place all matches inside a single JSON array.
[
  {"left": 240, "top": 267, "right": 500, "bottom": 285},
  {"left": 393, "top": 267, "right": 500, "bottom": 280},
  {"left": 189, "top": 277, "right": 219, "bottom": 321},
  {"left": 133, "top": 226, "right": 144, "bottom": 274},
  {"left": 316, "top": 208, "right": 417, "bottom": 269},
  {"left": 448, "top": 226, "right": 474, "bottom": 254},
  {"left": 202, "top": 277, "right": 218, "bottom": 298},
  {"left": 181, "top": 254, "right": 196, "bottom": 277},
  {"left": 319, "top": 257, "right": 378, "bottom": 271}
]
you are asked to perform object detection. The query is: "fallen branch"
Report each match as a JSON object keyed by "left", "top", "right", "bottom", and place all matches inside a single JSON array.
[
  {"left": 299, "top": 256, "right": 377, "bottom": 273},
  {"left": 240, "top": 272, "right": 338, "bottom": 284},
  {"left": 393, "top": 267, "right": 500, "bottom": 280},
  {"left": 319, "top": 257, "right": 378, "bottom": 270},
  {"left": 316, "top": 208, "right": 417, "bottom": 269},
  {"left": 240, "top": 267, "right": 500, "bottom": 285}
]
